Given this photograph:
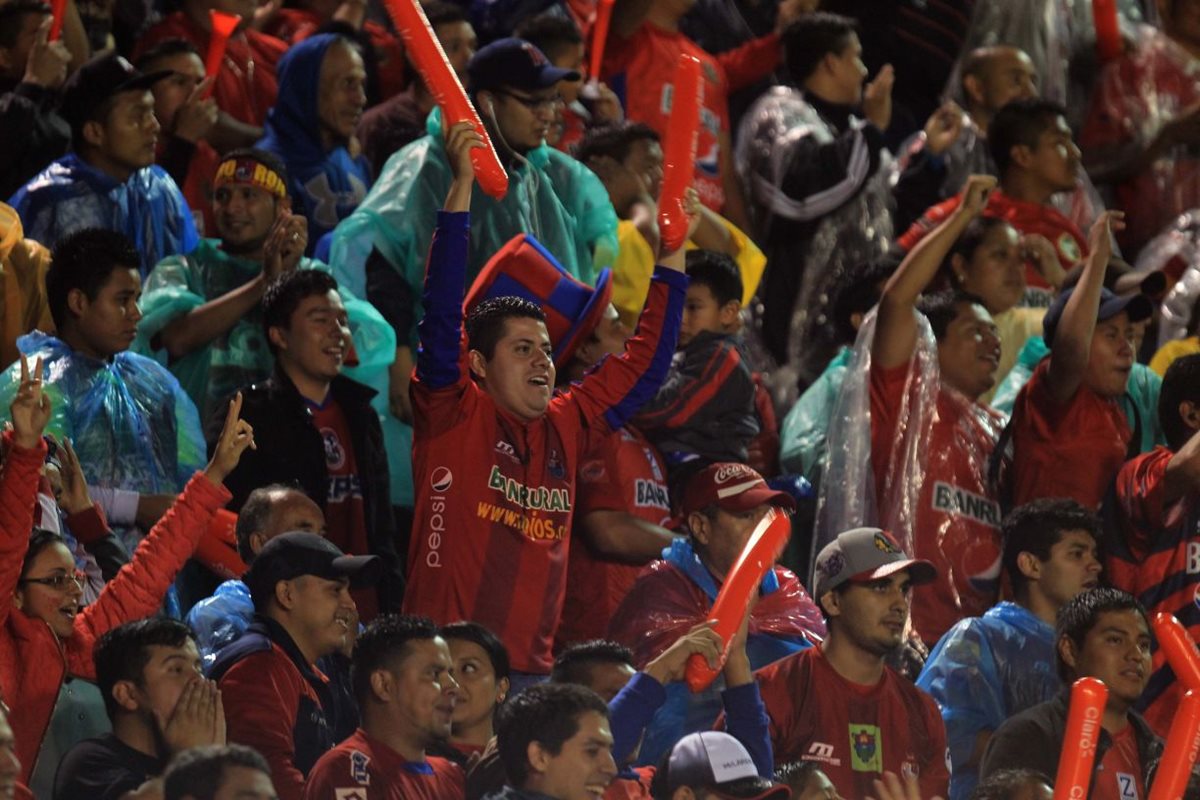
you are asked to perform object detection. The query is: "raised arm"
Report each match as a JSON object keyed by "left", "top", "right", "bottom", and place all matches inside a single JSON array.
[
  {"left": 1044, "top": 211, "right": 1125, "bottom": 404},
  {"left": 874, "top": 175, "right": 995, "bottom": 369}
]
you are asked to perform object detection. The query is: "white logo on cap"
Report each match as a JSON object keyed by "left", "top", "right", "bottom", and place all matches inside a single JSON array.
[
  {"left": 714, "top": 464, "right": 755, "bottom": 483},
  {"left": 705, "top": 735, "right": 759, "bottom": 784}
]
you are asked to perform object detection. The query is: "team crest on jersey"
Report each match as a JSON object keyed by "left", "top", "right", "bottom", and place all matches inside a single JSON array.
[
  {"left": 349, "top": 750, "right": 370, "bottom": 785},
  {"left": 849, "top": 725, "right": 882, "bottom": 772},
  {"left": 321, "top": 427, "right": 346, "bottom": 470},
  {"left": 548, "top": 449, "right": 565, "bottom": 479},
  {"left": 1057, "top": 233, "right": 1082, "bottom": 265}
]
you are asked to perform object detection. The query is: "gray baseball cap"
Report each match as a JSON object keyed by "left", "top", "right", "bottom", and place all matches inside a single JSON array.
[{"left": 813, "top": 527, "right": 937, "bottom": 599}]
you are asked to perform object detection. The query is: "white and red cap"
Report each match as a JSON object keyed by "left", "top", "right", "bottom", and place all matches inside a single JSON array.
[
  {"left": 681, "top": 463, "right": 796, "bottom": 516},
  {"left": 660, "top": 732, "right": 791, "bottom": 800}
]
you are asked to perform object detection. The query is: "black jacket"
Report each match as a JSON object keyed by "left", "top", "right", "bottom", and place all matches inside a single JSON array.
[
  {"left": 980, "top": 690, "right": 1163, "bottom": 797},
  {"left": 207, "top": 365, "right": 403, "bottom": 610},
  {"left": 0, "top": 79, "right": 70, "bottom": 202}
]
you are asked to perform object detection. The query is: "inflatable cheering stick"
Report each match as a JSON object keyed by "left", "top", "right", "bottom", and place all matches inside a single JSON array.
[
  {"left": 587, "top": 0, "right": 615, "bottom": 86},
  {"left": 1153, "top": 612, "right": 1200, "bottom": 691},
  {"left": 1052, "top": 677, "right": 1108, "bottom": 800},
  {"left": 684, "top": 507, "right": 791, "bottom": 693},
  {"left": 381, "top": 0, "right": 508, "bottom": 199},
  {"left": 1093, "top": 0, "right": 1122, "bottom": 63},
  {"left": 657, "top": 53, "right": 704, "bottom": 254},
  {"left": 49, "top": 0, "right": 67, "bottom": 40},
  {"left": 202, "top": 10, "right": 241, "bottom": 99},
  {"left": 1149, "top": 689, "right": 1200, "bottom": 800}
]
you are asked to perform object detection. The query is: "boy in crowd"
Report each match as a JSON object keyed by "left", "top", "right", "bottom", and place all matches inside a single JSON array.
[
  {"left": 9, "top": 51, "right": 199, "bottom": 277},
  {"left": 401, "top": 122, "right": 689, "bottom": 685},
  {"left": 1007, "top": 210, "right": 1153, "bottom": 510},
  {"left": 1108, "top": 354, "right": 1200, "bottom": 736},
  {"left": 304, "top": 615, "right": 464, "bottom": 800},
  {"left": 980, "top": 589, "right": 1161, "bottom": 797},
  {"left": 54, "top": 618, "right": 225, "bottom": 800},
  {"left": 651, "top": 732, "right": 789, "bottom": 800},
  {"left": 633, "top": 251, "right": 759, "bottom": 489},
  {"left": 214, "top": 268, "right": 401, "bottom": 617},
  {"left": 917, "top": 499, "right": 1102, "bottom": 800},
  {"left": 899, "top": 99, "right": 1086, "bottom": 306},
  {"left": 211, "top": 532, "right": 382, "bottom": 800},
  {"left": 162, "top": 744, "right": 279, "bottom": 800},
  {"left": 755, "top": 528, "right": 948, "bottom": 799}
]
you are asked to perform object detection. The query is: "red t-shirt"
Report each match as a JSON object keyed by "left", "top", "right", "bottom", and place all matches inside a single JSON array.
[
  {"left": 1108, "top": 446, "right": 1200, "bottom": 736},
  {"left": 134, "top": 13, "right": 287, "bottom": 127},
  {"left": 1093, "top": 724, "right": 1145, "bottom": 800},
  {"left": 303, "top": 728, "right": 465, "bottom": 800},
  {"left": 898, "top": 188, "right": 1086, "bottom": 301},
  {"left": 264, "top": 9, "right": 407, "bottom": 101},
  {"left": 309, "top": 398, "right": 375, "bottom": 621},
  {"left": 756, "top": 647, "right": 950, "bottom": 800},
  {"left": 556, "top": 425, "right": 670, "bottom": 649},
  {"left": 1011, "top": 360, "right": 1131, "bottom": 511},
  {"left": 869, "top": 361, "right": 1005, "bottom": 643}
]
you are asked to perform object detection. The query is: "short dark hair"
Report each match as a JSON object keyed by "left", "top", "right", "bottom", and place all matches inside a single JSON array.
[
  {"left": 1002, "top": 498, "right": 1099, "bottom": 597},
  {"left": 261, "top": 269, "right": 340, "bottom": 355},
  {"left": 440, "top": 620, "right": 511, "bottom": 681},
  {"left": 1160, "top": 354, "right": 1200, "bottom": 451},
  {"left": 576, "top": 122, "right": 660, "bottom": 166},
  {"left": 46, "top": 229, "right": 141, "bottom": 330},
  {"left": 94, "top": 618, "right": 196, "bottom": 720},
  {"left": 163, "top": 744, "right": 272, "bottom": 800},
  {"left": 774, "top": 761, "right": 821, "bottom": 793},
  {"left": 1055, "top": 587, "right": 1148, "bottom": 682},
  {"left": 352, "top": 614, "right": 440, "bottom": 708},
  {"left": 686, "top": 250, "right": 743, "bottom": 309},
  {"left": 134, "top": 37, "right": 200, "bottom": 72},
  {"left": 831, "top": 258, "right": 897, "bottom": 345},
  {"left": 513, "top": 14, "right": 582, "bottom": 62},
  {"left": 0, "top": 1, "right": 50, "bottom": 49},
  {"left": 235, "top": 484, "right": 303, "bottom": 564},
  {"left": 423, "top": 0, "right": 468, "bottom": 27},
  {"left": 550, "top": 640, "right": 634, "bottom": 687},
  {"left": 465, "top": 296, "right": 546, "bottom": 360},
  {"left": 917, "top": 289, "right": 988, "bottom": 341},
  {"left": 781, "top": 12, "right": 857, "bottom": 84},
  {"left": 988, "top": 98, "right": 1069, "bottom": 176},
  {"left": 497, "top": 682, "right": 609, "bottom": 786},
  {"left": 216, "top": 146, "right": 291, "bottom": 189},
  {"left": 968, "top": 768, "right": 1052, "bottom": 800}
]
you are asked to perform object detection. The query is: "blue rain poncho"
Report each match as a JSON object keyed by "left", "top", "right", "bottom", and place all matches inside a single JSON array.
[
  {"left": 991, "top": 335, "right": 1165, "bottom": 453},
  {"left": 778, "top": 347, "right": 852, "bottom": 480},
  {"left": 329, "top": 107, "right": 618, "bottom": 347},
  {"left": 188, "top": 578, "right": 254, "bottom": 671},
  {"left": 8, "top": 153, "right": 198, "bottom": 277},
  {"left": 916, "top": 602, "right": 1060, "bottom": 800},
  {"left": 0, "top": 331, "right": 205, "bottom": 551},
  {"left": 257, "top": 34, "right": 372, "bottom": 250}
]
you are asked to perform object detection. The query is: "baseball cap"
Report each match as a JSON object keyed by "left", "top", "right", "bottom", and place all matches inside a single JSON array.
[
  {"left": 1041, "top": 287, "right": 1154, "bottom": 348},
  {"left": 813, "top": 527, "right": 937, "bottom": 599},
  {"left": 468, "top": 38, "right": 581, "bottom": 94},
  {"left": 681, "top": 463, "right": 796, "bottom": 516},
  {"left": 244, "top": 532, "right": 383, "bottom": 606},
  {"left": 656, "top": 732, "right": 790, "bottom": 800},
  {"left": 60, "top": 51, "right": 171, "bottom": 136}
]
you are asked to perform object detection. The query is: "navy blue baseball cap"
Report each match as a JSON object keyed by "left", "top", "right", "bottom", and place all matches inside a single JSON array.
[
  {"left": 468, "top": 38, "right": 581, "bottom": 94},
  {"left": 1042, "top": 287, "right": 1154, "bottom": 348}
]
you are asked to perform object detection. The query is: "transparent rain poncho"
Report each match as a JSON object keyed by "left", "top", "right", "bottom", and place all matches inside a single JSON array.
[
  {"left": 188, "top": 579, "right": 254, "bottom": 671},
  {"left": 329, "top": 108, "right": 618, "bottom": 347},
  {"left": 1134, "top": 211, "right": 1200, "bottom": 348},
  {"left": 815, "top": 311, "right": 1007, "bottom": 643}
]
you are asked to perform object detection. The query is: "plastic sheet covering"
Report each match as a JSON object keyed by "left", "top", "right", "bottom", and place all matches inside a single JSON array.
[
  {"left": 329, "top": 108, "right": 617, "bottom": 346},
  {"left": 778, "top": 347, "right": 852, "bottom": 480},
  {"left": 815, "top": 311, "right": 1006, "bottom": 641},
  {"left": 608, "top": 537, "right": 825, "bottom": 765},
  {"left": 188, "top": 578, "right": 254, "bottom": 671},
  {"left": 916, "top": 601, "right": 1061, "bottom": 800},
  {"left": 1080, "top": 24, "right": 1200, "bottom": 252},
  {"left": 735, "top": 87, "right": 895, "bottom": 405},
  {"left": 1134, "top": 211, "right": 1200, "bottom": 347}
]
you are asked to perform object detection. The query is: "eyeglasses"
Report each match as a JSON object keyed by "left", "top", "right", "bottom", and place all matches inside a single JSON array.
[
  {"left": 20, "top": 573, "right": 85, "bottom": 591},
  {"left": 496, "top": 89, "right": 565, "bottom": 113}
]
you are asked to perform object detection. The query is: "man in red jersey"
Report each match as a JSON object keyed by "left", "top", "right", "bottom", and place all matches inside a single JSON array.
[
  {"left": 304, "top": 615, "right": 464, "bottom": 800},
  {"left": 1107, "top": 354, "right": 1200, "bottom": 736},
  {"left": 402, "top": 122, "right": 690, "bottom": 688},
  {"left": 755, "top": 527, "right": 947, "bottom": 800}
]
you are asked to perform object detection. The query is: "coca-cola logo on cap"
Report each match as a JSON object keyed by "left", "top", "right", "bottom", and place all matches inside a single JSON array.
[{"left": 714, "top": 464, "right": 756, "bottom": 484}]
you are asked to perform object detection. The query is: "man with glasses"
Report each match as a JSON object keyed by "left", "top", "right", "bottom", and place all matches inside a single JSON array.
[{"left": 328, "top": 36, "right": 618, "bottom": 435}]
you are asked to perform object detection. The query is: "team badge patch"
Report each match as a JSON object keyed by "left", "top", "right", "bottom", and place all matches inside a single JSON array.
[
  {"left": 350, "top": 750, "right": 370, "bottom": 785},
  {"left": 849, "top": 724, "right": 883, "bottom": 772}
]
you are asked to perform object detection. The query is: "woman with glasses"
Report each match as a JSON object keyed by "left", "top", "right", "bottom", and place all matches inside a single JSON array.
[{"left": 0, "top": 356, "right": 256, "bottom": 790}]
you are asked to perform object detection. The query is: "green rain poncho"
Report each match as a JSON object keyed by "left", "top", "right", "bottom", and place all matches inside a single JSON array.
[{"left": 329, "top": 109, "right": 619, "bottom": 347}]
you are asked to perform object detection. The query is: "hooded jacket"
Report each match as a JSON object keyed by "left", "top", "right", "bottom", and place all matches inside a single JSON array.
[{"left": 258, "top": 34, "right": 372, "bottom": 252}]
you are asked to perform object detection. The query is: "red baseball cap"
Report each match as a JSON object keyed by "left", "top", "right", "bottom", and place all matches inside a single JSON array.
[{"left": 681, "top": 463, "right": 796, "bottom": 516}]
